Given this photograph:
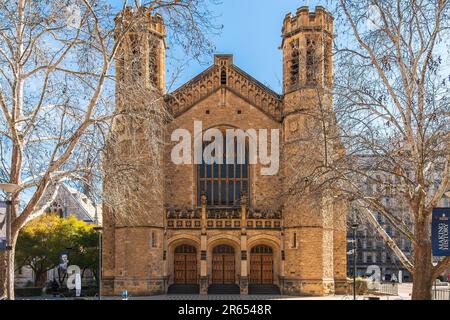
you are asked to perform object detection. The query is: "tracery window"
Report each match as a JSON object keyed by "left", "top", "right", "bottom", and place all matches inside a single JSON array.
[{"left": 197, "top": 136, "right": 249, "bottom": 207}]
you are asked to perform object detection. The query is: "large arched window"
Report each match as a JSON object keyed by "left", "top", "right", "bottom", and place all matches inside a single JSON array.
[{"left": 197, "top": 135, "right": 249, "bottom": 207}]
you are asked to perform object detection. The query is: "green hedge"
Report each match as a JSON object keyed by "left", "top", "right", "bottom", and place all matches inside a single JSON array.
[
  {"left": 57, "top": 287, "right": 99, "bottom": 297},
  {"left": 15, "top": 287, "right": 43, "bottom": 297}
]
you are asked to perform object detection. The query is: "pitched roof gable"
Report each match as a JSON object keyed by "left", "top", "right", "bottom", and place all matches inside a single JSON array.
[{"left": 165, "top": 59, "right": 282, "bottom": 122}]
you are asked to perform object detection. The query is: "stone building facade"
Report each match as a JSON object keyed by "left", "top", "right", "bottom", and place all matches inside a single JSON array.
[{"left": 102, "top": 5, "right": 348, "bottom": 296}]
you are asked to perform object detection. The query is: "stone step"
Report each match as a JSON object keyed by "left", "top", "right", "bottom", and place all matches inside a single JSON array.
[
  {"left": 248, "top": 284, "right": 281, "bottom": 295},
  {"left": 208, "top": 284, "right": 240, "bottom": 295},
  {"left": 168, "top": 284, "right": 200, "bottom": 295}
]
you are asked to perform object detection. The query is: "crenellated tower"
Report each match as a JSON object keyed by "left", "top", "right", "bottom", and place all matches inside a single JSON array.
[
  {"left": 115, "top": 6, "right": 166, "bottom": 99},
  {"left": 102, "top": 6, "right": 167, "bottom": 296},
  {"left": 282, "top": 6, "right": 333, "bottom": 112},
  {"left": 280, "top": 6, "right": 346, "bottom": 296}
]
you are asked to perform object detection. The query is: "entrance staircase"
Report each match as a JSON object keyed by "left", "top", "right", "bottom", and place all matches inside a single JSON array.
[
  {"left": 167, "top": 284, "right": 200, "bottom": 294},
  {"left": 207, "top": 284, "right": 240, "bottom": 295},
  {"left": 248, "top": 284, "right": 281, "bottom": 295}
]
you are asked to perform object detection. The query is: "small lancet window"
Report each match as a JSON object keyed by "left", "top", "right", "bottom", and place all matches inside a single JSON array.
[
  {"left": 292, "top": 232, "right": 297, "bottom": 248},
  {"left": 290, "top": 40, "right": 299, "bottom": 85},
  {"left": 306, "top": 37, "right": 317, "bottom": 83},
  {"left": 151, "top": 231, "right": 157, "bottom": 248},
  {"left": 117, "top": 49, "right": 125, "bottom": 84},
  {"left": 324, "top": 40, "right": 332, "bottom": 86},
  {"left": 149, "top": 38, "right": 160, "bottom": 89},
  {"left": 130, "top": 34, "right": 142, "bottom": 82},
  {"left": 221, "top": 69, "right": 227, "bottom": 85}
]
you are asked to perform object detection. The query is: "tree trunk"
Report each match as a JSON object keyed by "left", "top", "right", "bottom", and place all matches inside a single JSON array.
[
  {"left": 0, "top": 250, "right": 6, "bottom": 299},
  {"left": 411, "top": 216, "right": 433, "bottom": 300},
  {"left": 0, "top": 242, "right": 15, "bottom": 300},
  {"left": 6, "top": 236, "right": 17, "bottom": 300}
]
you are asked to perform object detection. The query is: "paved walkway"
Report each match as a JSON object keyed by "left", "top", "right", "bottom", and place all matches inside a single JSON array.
[
  {"left": 18, "top": 294, "right": 405, "bottom": 300},
  {"left": 127, "top": 294, "right": 404, "bottom": 300}
]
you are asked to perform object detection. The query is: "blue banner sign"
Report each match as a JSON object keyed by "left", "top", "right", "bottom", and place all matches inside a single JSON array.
[{"left": 432, "top": 208, "right": 450, "bottom": 256}]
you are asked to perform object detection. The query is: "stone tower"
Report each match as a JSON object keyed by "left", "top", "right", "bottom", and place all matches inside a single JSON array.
[
  {"left": 102, "top": 6, "right": 167, "bottom": 296},
  {"left": 280, "top": 6, "right": 346, "bottom": 295}
]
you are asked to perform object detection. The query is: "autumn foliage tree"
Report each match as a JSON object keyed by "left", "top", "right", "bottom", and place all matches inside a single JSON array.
[{"left": 15, "top": 214, "right": 99, "bottom": 287}]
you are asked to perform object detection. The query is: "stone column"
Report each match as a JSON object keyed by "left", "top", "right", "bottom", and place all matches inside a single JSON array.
[
  {"left": 200, "top": 193, "right": 208, "bottom": 294},
  {"left": 240, "top": 194, "right": 248, "bottom": 295}
]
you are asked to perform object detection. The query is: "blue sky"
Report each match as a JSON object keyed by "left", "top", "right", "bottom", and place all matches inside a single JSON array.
[{"left": 166, "top": 0, "right": 324, "bottom": 93}]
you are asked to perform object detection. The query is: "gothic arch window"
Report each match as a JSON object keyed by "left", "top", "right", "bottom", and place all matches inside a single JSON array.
[
  {"left": 306, "top": 37, "right": 317, "bottom": 83},
  {"left": 129, "top": 34, "right": 142, "bottom": 82},
  {"left": 290, "top": 39, "right": 299, "bottom": 85},
  {"left": 48, "top": 201, "right": 65, "bottom": 218},
  {"left": 148, "top": 37, "right": 160, "bottom": 88},
  {"left": 197, "top": 133, "right": 249, "bottom": 207},
  {"left": 324, "top": 40, "right": 332, "bottom": 86},
  {"left": 221, "top": 69, "right": 227, "bottom": 85},
  {"left": 117, "top": 49, "right": 125, "bottom": 84}
]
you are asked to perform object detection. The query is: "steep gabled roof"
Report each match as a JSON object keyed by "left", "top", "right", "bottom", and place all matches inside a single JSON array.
[{"left": 165, "top": 55, "right": 282, "bottom": 122}]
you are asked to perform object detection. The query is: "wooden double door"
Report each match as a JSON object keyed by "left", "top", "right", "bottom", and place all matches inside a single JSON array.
[
  {"left": 174, "top": 245, "right": 198, "bottom": 284},
  {"left": 250, "top": 245, "right": 274, "bottom": 284},
  {"left": 212, "top": 245, "right": 236, "bottom": 284}
]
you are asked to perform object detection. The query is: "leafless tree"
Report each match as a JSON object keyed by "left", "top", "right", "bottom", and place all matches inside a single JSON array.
[
  {"left": 285, "top": 0, "right": 450, "bottom": 299},
  {"left": 0, "top": 0, "right": 217, "bottom": 299}
]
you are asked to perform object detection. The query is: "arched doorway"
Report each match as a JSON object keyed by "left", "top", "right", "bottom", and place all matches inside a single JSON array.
[
  {"left": 174, "top": 245, "right": 197, "bottom": 284},
  {"left": 250, "top": 245, "right": 273, "bottom": 284},
  {"left": 212, "top": 245, "right": 235, "bottom": 284}
]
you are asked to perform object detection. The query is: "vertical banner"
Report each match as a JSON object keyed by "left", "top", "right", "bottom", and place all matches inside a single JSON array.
[
  {"left": 432, "top": 208, "right": 450, "bottom": 256},
  {"left": 75, "top": 273, "right": 82, "bottom": 297},
  {"left": 0, "top": 201, "right": 6, "bottom": 252}
]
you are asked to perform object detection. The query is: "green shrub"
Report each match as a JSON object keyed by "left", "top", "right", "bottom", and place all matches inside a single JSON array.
[
  {"left": 15, "top": 287, "right": 43, "bottom": 297},
  {"left": 57, "top": 286, "right": 99, "bottom": 297}
]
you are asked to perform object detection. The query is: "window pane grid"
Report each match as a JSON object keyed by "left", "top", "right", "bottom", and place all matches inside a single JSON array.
[{"left": 198, "top": 138, "right": 249, "bottom": 207}]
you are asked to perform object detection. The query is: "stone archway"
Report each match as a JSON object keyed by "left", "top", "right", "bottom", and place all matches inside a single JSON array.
[{"left": 167, "top": 236, "right": 201, "bottom": 290}]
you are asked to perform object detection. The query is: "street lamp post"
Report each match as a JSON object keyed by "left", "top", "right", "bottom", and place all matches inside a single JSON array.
[
  {"left": 351, "top": 223, "right": 359, "bottom": 301},
  {"left": 0, "top": 183, "right": 20, "bottom": 300},
  {"left": 93, "top": 226, "right": 102, "bottom": 300}
]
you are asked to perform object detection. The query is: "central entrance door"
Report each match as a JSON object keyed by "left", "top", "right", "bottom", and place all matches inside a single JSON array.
[
  {"left": 212, "top": 245, "right": 235, "bottom": 284},
  {"left": 174, "top": 245, "right": 197, "bottom": 284},
  {"left": 250, "top": 245, "right": 273, "bottom": 284}
]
